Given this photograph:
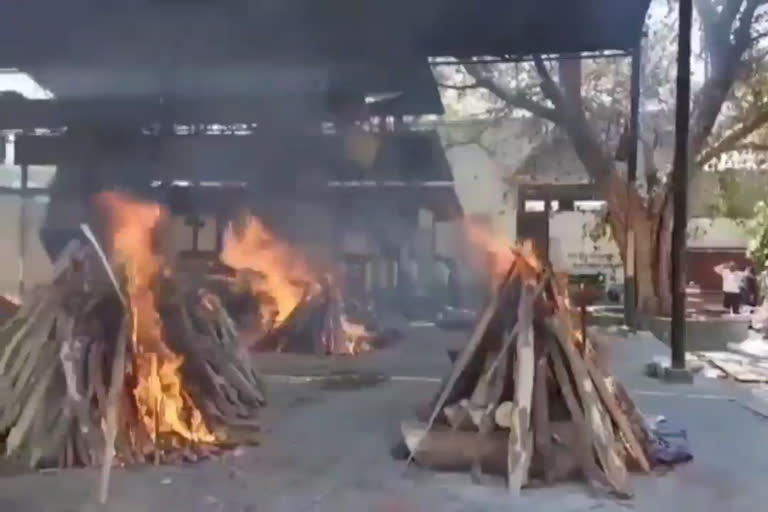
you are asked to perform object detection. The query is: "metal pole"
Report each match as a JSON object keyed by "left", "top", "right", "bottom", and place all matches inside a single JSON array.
[
  {"left": 18, "top": 164, "right": 28, "bottom": 297},
  {"left": 671, "top": 0, "right": 693, "bottom": 370},
  {"left": 624, "top": 44, "right": 641, "bottom": 330}
]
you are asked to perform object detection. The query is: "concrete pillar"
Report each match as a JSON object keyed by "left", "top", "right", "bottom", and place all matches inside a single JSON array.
[{"left": 412, "top": 208, "right": 435, "bottom": 296}]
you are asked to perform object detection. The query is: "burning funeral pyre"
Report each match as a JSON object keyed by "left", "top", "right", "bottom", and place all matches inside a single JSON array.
[
  {"left": 214, "top": 213, "right": 380, "bottom": 356},
  {"left": 396, "top": 237, "right": 653, "bottom": 498},
  {"left": 0, "top": 193, "right": 265, "bottom": 500}
]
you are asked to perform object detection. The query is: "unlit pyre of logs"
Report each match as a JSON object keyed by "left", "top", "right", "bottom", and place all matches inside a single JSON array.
[
  {"left": 0, "top": 245, "right": 265, "bottom": 474},
  {"left": 397, "top": 250, "right": 653, "bottom": 498}
]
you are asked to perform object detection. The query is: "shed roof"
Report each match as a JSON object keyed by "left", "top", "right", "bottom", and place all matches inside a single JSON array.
[{"left": 0, "top": 0, "right": 651, "bottom": 120}]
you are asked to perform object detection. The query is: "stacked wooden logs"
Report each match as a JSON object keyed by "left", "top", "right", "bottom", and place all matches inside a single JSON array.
[
  {"left": 257, "top": 277, "right": 377, "bottom": 355},
  {"left": 0, "top": 243, "right": 264, "bottom": 480},
  {"left": 398, "top": 253, "right": 652, "bottom": 498},
  {"left": 186, "top": 260, "right": 380, "bottom": 356}
]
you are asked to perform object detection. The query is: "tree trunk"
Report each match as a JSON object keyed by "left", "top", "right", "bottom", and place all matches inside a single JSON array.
[{"left": 600, "top": 172, "right": 672, "bottom": 316}]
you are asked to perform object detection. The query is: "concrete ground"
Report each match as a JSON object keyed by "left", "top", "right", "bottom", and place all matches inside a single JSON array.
[{"left": 1, "top": 324, "right": 768, "bottom": 512}]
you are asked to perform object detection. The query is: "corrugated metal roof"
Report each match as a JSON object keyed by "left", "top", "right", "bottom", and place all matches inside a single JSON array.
[{"left": 0, "top": 0, "right": 651, "bottom": 118}]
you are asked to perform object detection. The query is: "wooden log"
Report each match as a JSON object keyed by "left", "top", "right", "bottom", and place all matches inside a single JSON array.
[
  {"left": 59, "top": 335, "right": 103, "bottom": 465},
  {"left": 34, "top": 394, "right": 74, "bottom": 468},
  {"left": 609, "top": 378, "right": 654, "bottom": 471},
  {"left": 548, "top": 338, "right": 607, "bottom": 488},
  {"left": 495, "top": 401, "right": 515, "bottom": 429},
  {"left": 584, "top": 352, "right": 651, "bottom": 473},
  {"left": 0, "top": 297, "right": 50, "bottom": 372},
  {"left": 533, "top": 339, "right": 553, "bottom": 483},
  {"left": 0, "top": 323, "right": 60, "bottom": 434},
  {"left": 549, "top": 326, "right": 629, "bottom": 496},
  {"left": 507, "top": 283, "right": 536, "bottom": 494},
  {"left": 442, "top": 400, "right": 475, "bottom": 431},
  {"left": 471, "top": 348, "right": 508, "bottom": 482},
  {"left": 402, "top": 420, "right": 580, "bottom": 483},
  {"left": 547, "top": 280, "right": 631, "bottom": 497},
  {"left": 4, "top": 343, "right": 59, "bottom": 456},
  {"left": 407, "top": 261, "right": 517, "bottom": 465},
  {"left": 99, "top": 315, "right": 129, "bottom": 505},
  {"left": 470, "top": 270, "right": 551, "bottom": 409}
]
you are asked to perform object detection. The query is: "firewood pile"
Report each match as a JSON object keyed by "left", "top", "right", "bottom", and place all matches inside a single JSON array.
[
  {"left": 397, "top": 249, "right": 652, "bottom": 498},
  {"left": 256, "top": 276, "right": 378, "bottom": 355},
  {"left": 186, "top": 262, "right": 380, "bottom": 356},
  {"left": 0, "top": 192, "right": 265, "bottom": 502},
  {"left": 196, "top": 212, "right": 384, "bottom": 356},
  {"left": 0, "top": 244, "right": 264, "bottom": 469}
]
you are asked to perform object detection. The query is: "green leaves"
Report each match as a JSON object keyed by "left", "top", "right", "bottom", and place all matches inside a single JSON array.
[{"left": 747, "top": 200, "right": 768, "bottom": 268}]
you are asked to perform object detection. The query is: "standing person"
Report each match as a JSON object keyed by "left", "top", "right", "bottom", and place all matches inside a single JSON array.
[
  {"left": 742, "top": 265, "right": 759, "bottom": 309},
  {"left": 714, "top": 262, "right": 745, "bottom": 314}
]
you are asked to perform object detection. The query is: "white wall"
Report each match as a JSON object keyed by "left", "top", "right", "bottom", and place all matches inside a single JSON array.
[
  {"left": 687, "top": 218, "right": 749, "bottom": 249},
  {"left": 0, "top": 196, "right": 55, "bottom": 299},
  {"left": 442, "top": 143, "right": 517, "bottom": 241},
  {"left": 548, "top": 211, "right": 623, "bottom": 284},
  {"left": 547, "top": 213, "right": 752, "bottom": 286},
  {"left": 438, "top": 120, "right": 546, "bottom": 243}
]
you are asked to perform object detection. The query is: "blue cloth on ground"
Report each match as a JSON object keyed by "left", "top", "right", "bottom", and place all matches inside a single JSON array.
[{"left": 645, "top": 416, "right": 693, "bottom": 465}]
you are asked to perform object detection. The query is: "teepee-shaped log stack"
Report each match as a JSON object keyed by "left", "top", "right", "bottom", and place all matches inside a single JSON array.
[
  {"left": 399, "top": 250, "right": 652, "bottom": 498},
  {"left": 0, "top": 242, "right": 264, "bottom": 502}
]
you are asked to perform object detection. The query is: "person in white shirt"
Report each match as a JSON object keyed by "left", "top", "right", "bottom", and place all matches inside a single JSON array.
[{"left": 714, "top": 262, "right": 746, "bottom": 314}]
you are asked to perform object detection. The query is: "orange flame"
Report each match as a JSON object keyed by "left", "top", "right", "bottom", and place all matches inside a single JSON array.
[
  {"left": 97, "top": 192, "right": 216, "bottom": 445},
  {"left": 463, "top": 219, "right": 543, "bottom": 284},
  {"left": 220, "top": 214, "right": 313, "bottom": 325}
]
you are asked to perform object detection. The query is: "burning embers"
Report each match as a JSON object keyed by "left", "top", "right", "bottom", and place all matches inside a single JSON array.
[
  {"left": 219, "top": 212, "right": 377, "bottom": 356},
  {"left": 0, "top": 192, "right": 264, "bottom": 481}
]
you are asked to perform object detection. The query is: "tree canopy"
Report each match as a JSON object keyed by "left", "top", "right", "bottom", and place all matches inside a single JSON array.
[
  {"left": 435, "top": 0, "right": 768, "bottom": 186},
  {"left": 434, "top": 0, "right": 768, "bottom": 314}
]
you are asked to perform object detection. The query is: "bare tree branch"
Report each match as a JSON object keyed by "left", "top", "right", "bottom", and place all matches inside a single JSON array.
[
  {"left": 732, "top": 0, "right": 764, "bottom": 57},
  {"left": 532, "top": 56, "right": 565, "bottom": 110},
  {"left": 697, "top": 106, "right": 768, "bottom": 164},
  {"left": 462, "top": 65, "right": 562, "bottom": 123},
  {"left": 690, "top": 0, "right": 763, "bottom": 159},
  {"left": 437, "top": 82, "right": 480, "bottom": 91},
  {"left": 732, "top": 141, "right": 768, "bottom": 151}
]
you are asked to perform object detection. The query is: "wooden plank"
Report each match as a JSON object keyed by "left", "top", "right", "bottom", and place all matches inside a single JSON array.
[
  {"left": 548, "top": 338, "right": 608, "bottom": 488},
  {"left": 584, "top": 349, "right": 651, "bottom": 473},
  {"left": 99, "top": 315, "right": 130, "bottom": 504},
  {"left": 533, "top": 341, "right": 553, "bottom": 482},
  {"left": 471, "top": 349, "right": 508, "bottom": 482},
  {"left": 546, "top": 314, "right": 630, "bottom": 496},
  {"left": 443, "top": 400, "right": 474, "bottom": 431},
  {"left": 4, "top": 344, "right": 58, "bottom": 456},
  {"left": 472, "top": 269, "right": 552, "bottom": 401},
  {"left": 696, "top": 351, "right": 768, "bottom": 383},
  {"left": 406, "top": 261, "right": 517, "bottom": 465},
  {"left": 507, "top": 283, "right": 535, "bottom": 494}
]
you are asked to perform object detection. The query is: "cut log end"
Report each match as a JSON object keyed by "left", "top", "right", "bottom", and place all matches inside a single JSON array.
[{"left": 401, "top": 259, "right": 651, "bottom": 497}]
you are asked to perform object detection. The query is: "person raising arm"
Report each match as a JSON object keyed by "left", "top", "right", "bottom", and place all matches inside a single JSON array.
[{"left": 714, "top": 262, "right": 745, "bottom": 314}]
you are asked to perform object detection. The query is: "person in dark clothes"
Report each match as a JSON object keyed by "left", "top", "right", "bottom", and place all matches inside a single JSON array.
[{"left": 742, "top": 265, "right": 759, "bottom": 308}]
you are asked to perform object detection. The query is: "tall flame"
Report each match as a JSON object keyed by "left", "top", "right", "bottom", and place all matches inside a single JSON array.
[
  {"left": 220, "top": 214, "right": 313, "bottom": 325},
  {"left": 464, "top": 219, "right": 542, "bottom": 284},
  {"left": 98, "top": 192, "right": 216, "bottom": 445}
]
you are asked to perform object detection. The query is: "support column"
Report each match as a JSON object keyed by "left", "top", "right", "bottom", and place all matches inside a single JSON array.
[
  {"left": 18, "top": 164, "right": 28, "bottom": 297},
  {"left": 624, "top": 44, "right": 641, "bottom": 330},
  {"left": 669, "top": 0, "right": 693, "bottom": 378}
]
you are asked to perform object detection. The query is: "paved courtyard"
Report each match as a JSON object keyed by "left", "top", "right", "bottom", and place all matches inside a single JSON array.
[{"left": 1, "top": 324, "right": 767, "bottom": 512}]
